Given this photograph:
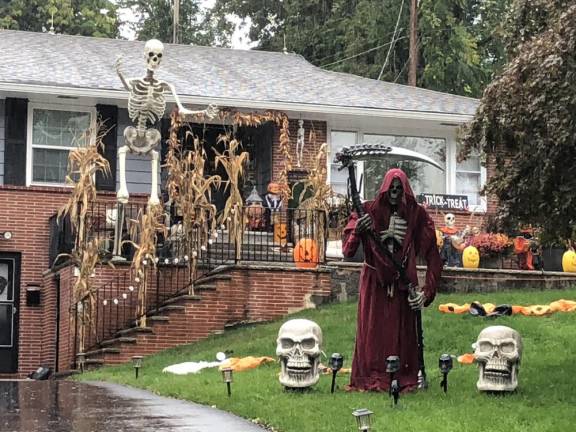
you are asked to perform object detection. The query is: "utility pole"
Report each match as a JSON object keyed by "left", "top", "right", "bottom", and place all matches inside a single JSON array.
[
  {"left": 408, "top": 0, "right": 418, "bottom": 86},
  {"left": 172, "top": 0, "right": 180, "bottom": 44}
]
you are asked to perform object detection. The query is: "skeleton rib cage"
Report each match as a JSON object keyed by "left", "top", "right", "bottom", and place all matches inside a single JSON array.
[{"left": 128, "top": 79, "right": 167, "bottom": 130}]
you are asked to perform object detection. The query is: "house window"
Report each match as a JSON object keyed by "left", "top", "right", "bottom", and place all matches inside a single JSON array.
[
  {"left": 329, "top": 131, "right": 360, "bottom": 196},
  {"left": 363, "top": 134, "right": 446, "bottom": 199},
  {"left": 456, "top": 148, "right": 484, "bottom": 208},
  {"left": 28, "top": 106, "right": 94, "bottom": 185}
]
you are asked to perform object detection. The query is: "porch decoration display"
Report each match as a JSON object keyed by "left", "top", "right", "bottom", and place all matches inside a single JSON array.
[
  {"left": 562, "top": 246, "right": 576, "bottom": 272},
  {"left": 245, "top": 187, "right": 264, "bottom": 230},
  {"left": 276, "top": 319, "right": 323, "bottom": 389},
  {"left": 293, "top": 238, "right": 319, "bottom": 269},
  {"left": 214, "top": 136, "right": 250, "bottom": 261},
  {"left": 112, "top": 38, "right": 217, "bottom": 260},
  {"left": 439, "top": 213, "right": 463, "bottom": 267},
  {"left": 166, "top": 111, "right": 221, "bottom": 293},
  {"left": 58, "top": 122, "right": 110, "bottom": 355},
  {"left": 473, "top": 325, "right": 523, "bottom": 392},
  {"left": 462, "top": 245, "right": 480, "bottom": 269}
]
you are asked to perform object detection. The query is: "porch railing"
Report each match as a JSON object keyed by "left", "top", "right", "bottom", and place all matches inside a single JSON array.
[{"left": 67, "top": 202, "right": 327, "bottom": 356}]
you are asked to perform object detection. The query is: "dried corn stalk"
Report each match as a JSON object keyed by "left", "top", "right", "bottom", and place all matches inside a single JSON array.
[
  {"left": 214, "top": 135, "right": 249, "bottom": 260},
  {"left": 58, "top": 122, "right": 111, "bottom": 353},
  {"left": 165, "top": 110, "right": 221, "bottom": 292},
  {"left": 293, "top": 143, "right": 331, "bottom": 260},
  {"left": 127, "top": 203, "right": 167, "bottom": 328}
]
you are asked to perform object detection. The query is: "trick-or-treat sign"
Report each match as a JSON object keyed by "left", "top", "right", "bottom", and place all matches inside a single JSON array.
[{"left": 418, "top": 193, "right": 469, "bottom": 211}]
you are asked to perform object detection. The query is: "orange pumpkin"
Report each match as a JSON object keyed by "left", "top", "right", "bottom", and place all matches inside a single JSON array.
[{"left": 294, "top": 238, "right": 319, "bottom": 268}]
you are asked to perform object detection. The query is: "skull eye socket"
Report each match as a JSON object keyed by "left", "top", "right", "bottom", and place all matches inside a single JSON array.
[
  {"left": 148, "top": 52, "right": 154, "bottom": 57},
  {"left": 479, "top": 341, "right": 493, "bottom": 352},
  {"left": 280, "top": 338, "right": 294, "bottom": 349},
  {"left": 157, "top": 53, "right": 163, "bottom": 58},
  {"left": 301, "top": 338, "right": 316, "bottom": 350},
  {"left": 500, "top": 342, "right": 515, "bottom": 353}
]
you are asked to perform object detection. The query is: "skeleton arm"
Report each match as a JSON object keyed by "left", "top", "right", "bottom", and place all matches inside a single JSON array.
[
  {"left": 163, "top": 82, "right": 218, "bottom": 119},
  {"left": 114, "top": 57, "right": 132, "bottom": 91}
]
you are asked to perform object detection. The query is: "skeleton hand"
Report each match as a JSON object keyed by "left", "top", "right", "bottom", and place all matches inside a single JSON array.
[
  {"left": 114, "top": 56, "right": 123, "bottom": 75},
  {"left": 354, "top": 214, "right": 372, "bottom": 235},
  {"left": 408, "top": 289, "right": 425, "bottom": 311}
]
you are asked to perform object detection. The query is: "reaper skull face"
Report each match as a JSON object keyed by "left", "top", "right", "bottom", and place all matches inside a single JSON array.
[
  {"left": 144, "top": 39, "right": 164, "bottom": 71},
  {"left": 388, "top": 178, "right": 403, "bottom": 206},
  {"left": 276, "top": 319, "right": 323, "bottom": 388},
  {"left": 474, "top": 326, "right": 523, "bottom": 392},
  {"left": 445, "top": 213, "right": 456, "bottom": 228}
]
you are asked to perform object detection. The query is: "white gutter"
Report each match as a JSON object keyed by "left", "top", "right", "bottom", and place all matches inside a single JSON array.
[{"left": 0, "top": 82, "right": 475, "bottom": 123}]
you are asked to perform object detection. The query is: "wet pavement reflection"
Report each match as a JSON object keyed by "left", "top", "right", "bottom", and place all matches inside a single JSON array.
[{"left": 0, "top": 380, "right": 264, "bottom": 431}]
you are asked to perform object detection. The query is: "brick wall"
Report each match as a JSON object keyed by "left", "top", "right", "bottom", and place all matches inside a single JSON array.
[{"left": 272, "top": 119, "right": 328, "bottom": 182}]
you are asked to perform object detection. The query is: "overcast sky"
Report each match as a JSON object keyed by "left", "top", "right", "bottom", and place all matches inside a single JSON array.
[{"left": 116, "top": 0, "right": 255, "bottom": 49}]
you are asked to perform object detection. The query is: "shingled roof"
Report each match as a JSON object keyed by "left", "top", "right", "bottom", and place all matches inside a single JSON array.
[{"left": 0, "top": 30, "right": 478, "bottom": 118}]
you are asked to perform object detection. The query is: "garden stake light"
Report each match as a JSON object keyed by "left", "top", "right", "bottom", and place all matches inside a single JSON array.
[
  {"left": 221, "top": 367, "right": 233, "bottom": 397},
  {"left": 439, "top": 354, "right": 453, "bottom": 394},
  {"left": 330, "top": 353, "right": 344, "bottom": 393},
  {"left": 132, "top": 356, "right": 143, "bottom": 379},
  {"left": 386, "top": 355, "right": 400, "bottom": 406},
  {"left": 352, "top": 408, "right": 374, "bottom": 431},
  {"left": 76, "top": 352, "right": 86, "bottom": 373}
]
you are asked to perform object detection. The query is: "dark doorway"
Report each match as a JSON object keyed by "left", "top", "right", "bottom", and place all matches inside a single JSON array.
[
  {"left": 162, "top": 122, "right": 274, "bottom": 213},
  {"left": 0, "top": 253, "right": 21, "bottom": 373}
]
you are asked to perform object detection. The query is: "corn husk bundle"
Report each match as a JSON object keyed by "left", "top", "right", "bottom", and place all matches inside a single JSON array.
[
  {"left": 214, "top": 135, "right": 250, "bottom": 260},
  {"left": 165, "top": 110, "right": 221, "bottom": 291},
  {"left": 292, "top": 143, "right": 331, "bottom": 260},
  {"left": 126, "top": 203, "right": 167, "bottom": 328},
  {"left": 57, "top": 122, "right": 111, "bottom": 352}
]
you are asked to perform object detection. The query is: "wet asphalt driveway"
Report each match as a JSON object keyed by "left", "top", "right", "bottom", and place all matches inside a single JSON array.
[{"left": 0, "top": 380, "right": 265, "bottom": 431}]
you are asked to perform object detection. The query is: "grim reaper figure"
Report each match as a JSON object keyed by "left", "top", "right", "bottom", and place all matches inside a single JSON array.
[{"left": 342, "top": 168, "right": 443, "bottom": 392}]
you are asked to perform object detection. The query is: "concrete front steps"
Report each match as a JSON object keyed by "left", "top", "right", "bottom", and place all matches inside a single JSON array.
[{"left": 84, "top": 273, "right": 238, "bottom": 366}]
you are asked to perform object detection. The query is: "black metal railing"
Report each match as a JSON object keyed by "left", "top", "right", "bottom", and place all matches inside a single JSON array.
[{"left": 70, "top": 203, "right": 327, "bottom": 357}]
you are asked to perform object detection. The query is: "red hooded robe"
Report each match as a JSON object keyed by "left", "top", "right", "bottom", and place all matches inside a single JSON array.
[{"left": 343, "top": 168, "right": 443, "bottom": 392}]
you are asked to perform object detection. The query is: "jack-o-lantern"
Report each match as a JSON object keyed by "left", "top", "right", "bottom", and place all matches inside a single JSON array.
[
  {"left": 294, "top": 238, "right": 319, "bottom": 268},
  {"left": 462, "top": 246, "right": 480, "bottom": 269},
  {"left": 562, "top": 249, "right": 576, "bottom": 273},
  {"left": 274, "top": 223, "right": 288, "bottom": 246}
]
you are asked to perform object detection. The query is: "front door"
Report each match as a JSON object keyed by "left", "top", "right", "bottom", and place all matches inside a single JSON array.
[{"left": 0, "top": 254, "right": 20, "bottom": 373}]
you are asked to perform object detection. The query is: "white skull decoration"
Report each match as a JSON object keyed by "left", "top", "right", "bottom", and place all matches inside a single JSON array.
[
  {"left": 444, "top": 213, "right": 456, "bottom": 228},
  {"left": 144, "top": 39, "right": 164, "bottom": 71},
  {"left": 276, "top": 319, "right": 323, "bottom": 388},
  {"left": 474, "top": 325, "right": 523, "bottom": 392}
]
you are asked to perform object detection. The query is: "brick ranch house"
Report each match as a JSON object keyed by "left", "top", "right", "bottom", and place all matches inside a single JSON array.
[{"left": 0, "top": 30, "right": 492, "bottom": 378}]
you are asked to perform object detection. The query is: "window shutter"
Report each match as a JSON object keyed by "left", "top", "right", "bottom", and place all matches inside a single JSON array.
[
  {"left": 95, "top": 104, "right": 118, "bottom": 191},
  {"left": 4, "top": 98, "right": 28, "bottom": 186}
]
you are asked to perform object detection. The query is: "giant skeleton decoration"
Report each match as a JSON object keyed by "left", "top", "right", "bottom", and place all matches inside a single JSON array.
[{"left": 112, "top": 39, "right": 217, "bottom": 258}]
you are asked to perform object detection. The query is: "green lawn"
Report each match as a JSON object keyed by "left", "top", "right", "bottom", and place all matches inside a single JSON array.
[{"left": 77, "top": 289, "right": 576, "bottom": 432}]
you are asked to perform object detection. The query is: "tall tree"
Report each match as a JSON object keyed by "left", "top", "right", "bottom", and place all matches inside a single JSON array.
[
  {"left": 0, "top": 0, "right": 119, "bottom": 38},
  {"left": 210, "top": 0, "right": 510, "bottom": 97},
  {"left": 119, "top": 0, "right": 234, "bottom": 46},
  {"left": 462, "top": 1, "right": 576, "bottom": 242}
]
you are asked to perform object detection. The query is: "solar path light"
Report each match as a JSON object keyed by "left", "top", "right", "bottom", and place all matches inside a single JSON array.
[
  {"left": 352, "top": 408, "right": 374, "bottom": 431},
  {"left": 132, "top": 355, "right": 143, "bottom": 379},
  {"left": 329, "top": 353, "right": 344, "bottom": 394}
]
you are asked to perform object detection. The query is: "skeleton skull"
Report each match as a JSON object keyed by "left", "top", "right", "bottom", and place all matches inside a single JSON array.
[
  {"left": 445, "top": 213, "right": 456, "bottom": 228},
  {"left": 474, "top": 326, "right": 523, "bottom": 392},
  {"left": 276, "top": 319, "right": 323, "bottom": 388},
  {"left": 388, "top": 177, "right": 403, "bottom": 206},
  {"left": 144, "top": 39, "right": 164, "bottom": 71}
]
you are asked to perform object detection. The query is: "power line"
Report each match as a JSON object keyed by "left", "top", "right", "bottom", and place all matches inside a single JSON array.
[
  {"left": 378, "top": 0, "right": 405, "bottom": 80},
  {"left": 320, "top": 36, "right": 407, "bottom": 69}
]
